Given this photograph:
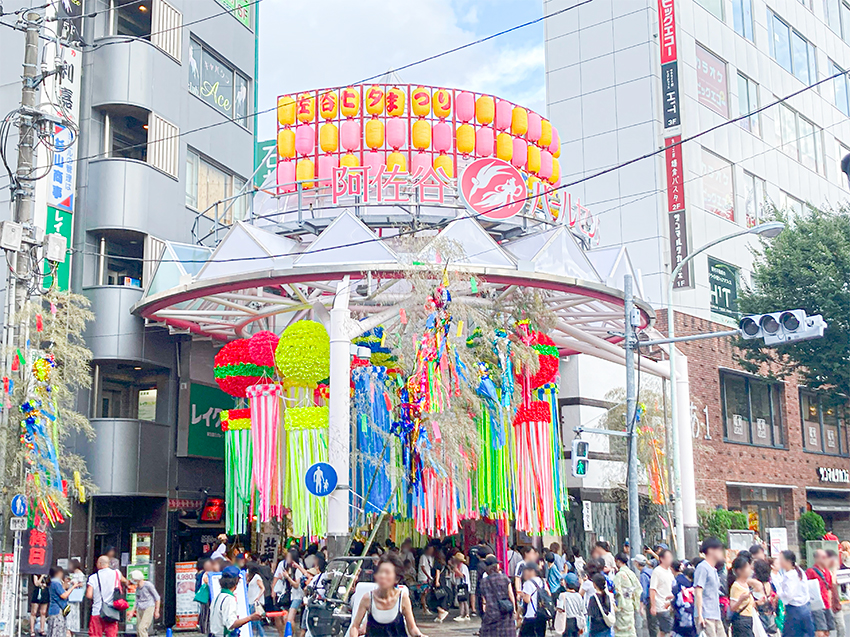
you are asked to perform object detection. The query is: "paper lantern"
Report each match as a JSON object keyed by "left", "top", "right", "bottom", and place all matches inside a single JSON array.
[
  {"left": 433, "top": 89, "right": 451, "bottom": 118},
  {"left": 539, "top": 150, "right": 553, "bottom": 180},
  {"left": 549, "top": 158, "right": 560, "bottom": 185},
  {"left": 365, "top": 150, "right": 383, "bottom": 175},
  {"left": 434, "top": 154, "right": 453, "bottom": 179},
  {"left": 297, "top": 158, "right": 315, "bottom": 188},
  {"left": 295, "top": 125, "right": 314, "bottom": 155},
  {"left": 341, "top": 153, "right": 359, "bottom": 168},
  {"left": 511, "top": 106, "right": 528, "bottom": 136},
  {"left": 387, "top": 151, "right": 406, "bottom": 172},
  {"left": 476, "top": 126, "right": 494, "bottom": 157},
  {"left": 319, "top": 123, "right": 338, "bottom": 153},
  {"left": 386, "top": 87, "right": 406, "bottom": 117},
  {"left": 365, "top": 119, "right": 384, "bottom": 150},
  {"left": 365, "top": 85, "right": 385, "bottom": 115},
  {"left": 318, "top": 154, "right": 338, "bottom": 184},
  {"left": 387, "top": 118, "right": 405, "bottom": 150},
  {"left": 540, "top": 119, "right": 553, "bottom": 147},
  {"left": 248, "top": 331, "right": 280, "bottom": 367},
  {"left": 277, "top": 95, "right": 296, "bottom": 126},
  {"left": 549, "top": 128, "right": 560, "bottom": 158},
  {"left": 341, "top": 120, "right": 361, "bottom": 152},
  {"left": 412, "top": 120, "right": 431, "bottom": 150},
  {"left": 277, "top": 129, "right": 295, "bottom": 159},
  {"left": 456, "top": 91, "right": 474, "bottom": 122},
  {"left": 214, "top": 339, "right": 273, "bottom": 398},
  {"left": 433, "top": 122, "right": 452, "bottom": 152},
  {"left": 495, "top": 100, "right": 512, "bottom": 131},
  {"left": 296, "top": 93, "right": 315, "bottom": 122},
  {"left": 340, "top": 87, "right": 360, "bottom": 117},
  {"left": 318, "top": 91, "right": 338, "bottom": 120},
  {"left": 527, "top": 145, "right": 541, "bottom": 173},
  {"left": 275, "top": 320, "right": 329, "bottom": 386},
  {"left": 412, "top": 152, "right": 430, "bottom": 176},
  {"left": 457, "top": 124, "right": 474, "bottom": 154},
  {"left": 476, "top": 95, "right": 495, "bottom": 125},
  {"left": 277, "top": 160, "right": 295, "bottom": 193},
  {"left": 496, "top": 132, "right": 512, "bottom": 162},
  {"left": 411, "top": 86, "right": 431, "bottom": 117},
  {"left": 527, "top": 112, "right": 542, "bottom": 142},
  {"left": 511, "top": 138, "right": 527, "bottom": 168}
]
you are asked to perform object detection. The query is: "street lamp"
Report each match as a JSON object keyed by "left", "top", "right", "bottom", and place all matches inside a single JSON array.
[{"left": 666, "top": 221, "right": 784, "bottom": 557}]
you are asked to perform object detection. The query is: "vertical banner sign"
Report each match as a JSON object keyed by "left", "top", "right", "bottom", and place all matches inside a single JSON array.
[
  {"left": 174, "top": 562, "right": 199, "bottom": 630},
  {"left": 20, "top": 528, "right": 52, "bottom": 575},
  {"left": 0, "top": 554, "right": 15, "bottom": 637},
  {"left": 708, "top": 257, "right": 739, "bottom": 318},
  {"left": 662, "top": 62, "right": 681, "bottom": 128},
  {"left": 658, "top": 0, "right": 680, "bottom": 129}
]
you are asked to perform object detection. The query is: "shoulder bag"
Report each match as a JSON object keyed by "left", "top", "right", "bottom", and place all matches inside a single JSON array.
[
  {"left": 97, "top": 571, "right": 121, "bottom": 622},
  {"left": 594, "top": 593, "right": 616, "bottom": 628}
]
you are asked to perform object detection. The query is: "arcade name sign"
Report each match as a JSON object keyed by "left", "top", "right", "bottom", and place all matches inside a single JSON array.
[{"left": 818, "top": 467, "right": 850, "bottom": 484}]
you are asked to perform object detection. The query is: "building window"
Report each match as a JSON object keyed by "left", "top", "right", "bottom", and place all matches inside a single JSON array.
[
  {"left": 112, "top": 0, "right": 152, "bottom": 39},
  {"left": 739, "top": 487, "right": 783, "bottom": 539},
  {"left": 743, "top": 171, "right": 767, "bottom": 228},
  {"left": 188, "top": 38, "right": 250, "bottom": 128},
  {"left": 721, "top": 371, "right": 785, "bottom": 448},
  {"left": 150, "top": 0, "right": 182, "bottom": 61},
  {"left": 732, "top": 0, "right": 754, "bottom": 40},
  {"left": 801, "top": 391, "right": 848, "bottom": 456},
  {"left": 91, "top": 363, "right": 168, "bottom": 422},
  {"left": 94, "top": 232, "right": 144, "bottom": 287},
  {"left": 696, "top": 45, "right": 729, "bottom": 117},
  {"left": 838, "top": 142, "right": 850, "bottom": 188},
  {"left": 700, "top": 148, "right": 735, "bottom": 222},
  {"left": 697, "top": 0, "right": 724, "bottom": 20},
  {"left": 108, "top": 0, "right": 181, "bottom": 59},
  {"left": 186, "top": 149, "right": 248, "bottom": 223},
  {"left": 737, "top": 73, "right": 760, "bottom": 136},
  {"left": 824, "top": 0, "right": 850, "bottom": 43},
  {"left": 99, "top": 106, "right": 179, "bottom": 178},
  {"left": 779, "top": 191, "right": 805, "bottom": 218},
  {"left": 769, "top": 12, "right": 817, "bottom": 83},
  {"left": 831, "top": 61, "right": 850, "bottom": 117},
  {"left": 775, "top": 103, "right": 824, "bottom": 174}
]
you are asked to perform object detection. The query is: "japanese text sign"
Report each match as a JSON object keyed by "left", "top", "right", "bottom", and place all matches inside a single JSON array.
[{"left": 20, "top": 528, "right": 52, "bottom": 575}]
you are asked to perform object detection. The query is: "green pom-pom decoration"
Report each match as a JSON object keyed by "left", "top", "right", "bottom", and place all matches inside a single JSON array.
[{"left": 275, "top": 320, "right": 330, "bottom": 386}]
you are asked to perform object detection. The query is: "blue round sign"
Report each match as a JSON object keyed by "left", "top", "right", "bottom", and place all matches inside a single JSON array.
[
  {"left": 305, "top": 462, "right": 337, "bottom": 497},
  {"left": 10, "top": 495, "right": 27, "bottom": 517}
]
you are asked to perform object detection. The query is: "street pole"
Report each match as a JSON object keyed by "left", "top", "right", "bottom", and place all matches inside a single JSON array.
[{"left": 624, "top": 275, "right": 642, "bottom": 567}]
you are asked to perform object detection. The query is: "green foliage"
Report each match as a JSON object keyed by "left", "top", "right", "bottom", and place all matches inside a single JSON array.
[
  {"left": 798, "top": 511, "right": 826, "bottom": 543},
  {"left": 698, "top": 508, "right": 748, "bottom": 542},
  {"left": 735, "top": 207, "right": 850, "bottom": 395}
]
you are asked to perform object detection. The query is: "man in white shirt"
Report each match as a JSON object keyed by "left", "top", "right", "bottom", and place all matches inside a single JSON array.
[
  {"left": 211, "top": 534, "right": 229, "bottom": 560},
  {"left": 210, "top": 566, "right": 260, "bottom": 637},
  {"left": 649, "top": 548, "right": 675, "bottom": 637},
  {"left": 85, "top": 556, "right": 120, "bottom": 637},
  {"left": 417, "top": 546, "right": 435, "bottom": 614}
]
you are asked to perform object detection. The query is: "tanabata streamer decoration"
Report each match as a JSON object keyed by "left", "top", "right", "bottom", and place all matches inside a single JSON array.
[
  {"left": 512, "top": 400, "right": 557, "bottom": 533},
  {"left": 214, "top": 339, "right": 274, "bottom": 398},
  {"left": 352, "top": 366, "right": 394, "bottom": 517},
  {"left": 221, "top": 409, "right": 252, "bottom": 535},
  {"left": 275, "top": 320, "right": 330, "bottom": 386},
  {"left": 536, "top": 383, "right": 569, "bottom": 533},
  {"left": 284, "top": 405, "right": 329, "bottom": 537},
  {"left": 246, "top": 384, "right": 283, "bottom": 522}
]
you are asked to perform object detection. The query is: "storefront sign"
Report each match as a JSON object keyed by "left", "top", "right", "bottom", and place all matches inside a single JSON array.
[
  {"left": 0, "top": 554, "right": 15, "bottom": 637},
  {"left": 582, "top": 501, "right": 593, "bottom": 532},
  {"left": 696, "top": 45, "right": 728, "bottom": 117},
  {"left": 459, "top": 158, "right": 527, "bottom": 220},
  {"left": 331, "top": 165, "right": 447, "bottom": 206},
  {"left": 818, "top": 467, "right": 850, "bottom": 484},
  {"left": 174, "top": 562, "right": 199, "bottom": 630},
  {"left": 254, "top": 139, "right": 277, "bottom": 188},
  {"left": 662, "top": 61, "right": 681, "bottom": 128},
  {"left": 708, "top": 257, "right": 738, "bottom": 318},
  {"left": 668, "top": 211, "right": 690, "bottom": 289},
  {"left": 657, "top": 0, "right": 678, "bottom": 63},
  {"left": 187, "top": 383, "right": 237, "bottom": 459},
  {"left": 131, "top": 532, "right": 152, "bottom": 564},
  {"left": 20, "top": 528, "right": 52, "bottom": 575},
  {"left": 215, "top": 0, "right": 251, "bottom": 28},
  {"left": 665, "top": 137, "right": 685, "bottom": 213},
  {"left": 169, "top": 498, "right": 203, "bottom": 511}
]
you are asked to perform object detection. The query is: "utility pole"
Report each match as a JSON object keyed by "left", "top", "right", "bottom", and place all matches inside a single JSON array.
[{"left": 624, "top": 274, "right": 642, "bottom": 567}]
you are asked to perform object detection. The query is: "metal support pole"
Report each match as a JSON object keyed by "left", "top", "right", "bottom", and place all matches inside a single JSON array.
[{"left": 624, "top": 275, "right": 642, "bottom": 568}]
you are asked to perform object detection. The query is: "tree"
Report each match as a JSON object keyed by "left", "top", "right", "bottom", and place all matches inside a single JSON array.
[
  {"left": 698, "top": 509, "right": 748, "bottom": 542},
  {"left": 798, "top": 511, "right": 826, "bottom": 543},
  {"left": 735, "top": 207, "right": 850, "bottom": 395}
]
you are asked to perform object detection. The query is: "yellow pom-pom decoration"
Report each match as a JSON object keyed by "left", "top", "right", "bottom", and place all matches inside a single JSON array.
[{"left": 274, "top": 320, "right": 330, "bottom": 386}]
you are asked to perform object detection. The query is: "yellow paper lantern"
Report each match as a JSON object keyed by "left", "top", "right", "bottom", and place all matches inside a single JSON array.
[
  {"left": 434, "top": 154, "right": 453, "bottom": 179},
  {"left": 548, "top": 158, "right": 560, "bottom": 184},
  {"left": 540, "top": 120, "right": 553, "bottom": 148},
  {"left": 456, "top": 124, "right": 474, "bottom": 155},
  {"left": 297, "top": 93, "right": 316, "bottom": 123},
  {"left": 552, "top": 135, "right": 561, "bottom": 158},
  {"left": 319, "top": 123, "right": 338, "bottom": 153},
  {"left": 386, "top": 87, "right": 406, "bottom": 117},
  {"left": 433, "top": 89, "right": 452, "bottom": 119},
  {"left": 387, "top": 151, "right": 407, "bottom": 172},
  {"left": 277, "top": 128, "right": 295, "bottom": 159},
  {"left": 411, "top": 86, "right": 431, "bottom": 117},
  {"left": 365, "top": 119, "right": 384, "bottom": 150},
  {"left": 365, "top": 86, "right": 385, "bottom": 115},
  {"left": 496, "top": 132, "right": 512, "bottom": 162},
  {"left": 511, "top": 106, "right": 528, "bottom": 136},
  {"left": 297, "top": 158, "right": 315, "bottom": 188},
  {"left": 277, "top": 95, "right": 296, "bottom": 126},
  {"left": 318, "top": 91, "right": 338, "bottom": 120},
  {"left": 476, "top": 95, "right": 495, "bottom": 125},
  {"left": 412, "top": 120, "right": 431, "bottom": 150},
  {"left": 341, "top": 153, "right": 359, "bottom": 168},
  {"left": 340, "top": 87, "right": 360, "bottom": 118},
  {"left": 527, "top": 145, "right": 541, "bottom": 173}
]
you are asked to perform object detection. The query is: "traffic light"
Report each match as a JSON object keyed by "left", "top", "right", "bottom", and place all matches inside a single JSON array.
[
  {"left": 571, "top": 439, "right": 589, "bottom": 477},
  {"left": 739, "top": 310, "right": 827, "bottom": 346}
]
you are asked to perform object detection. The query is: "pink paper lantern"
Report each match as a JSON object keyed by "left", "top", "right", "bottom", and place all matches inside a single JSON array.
[
  {"left": 456, "top": 91, "right": 474, "bottom": 122},
  {"left": 527, "top": 112, "right": 542, "bottom": 143},
  {"left": 365, "top": 150, "right": 383, "bottom": 176},
  {"left": 277, "top": 160, "right": 295, "bottom": 193},
  {"left": 412, "top": 152, "right": 430, "bottom": 177},
  {"left": 476, "top": 127, "right": 494, "bottom": 157},
  {"left": 295, "top": 125, "right": 314, "bottom": 156},
  {"left": 548, "top": 128, "right": 560, "bottom": 155},
  {"left": 318, "top": 154, "right": 338, "bottom": 185},
  {"left": 511, "top": 138, "right": 527, "bottom": 168},
  {"left": 495, "top": 100, "right": 512, "bottom": 131},
  {"left": 341, "top": 120, "right": 361, "bottom": 152},
  {"left": 433, "top": 122, "right": 452, "bottom": 153},
  {"left": 387, "top": 118, "right": 406, "bottom": 150},
  {"left": 539, "top": 150, "right": 553, "bottom": 180}
]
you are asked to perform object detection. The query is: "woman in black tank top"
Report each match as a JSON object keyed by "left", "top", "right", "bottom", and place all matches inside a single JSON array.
[{"left": 349, "top": 554, "right": 427, "bottom": 637}]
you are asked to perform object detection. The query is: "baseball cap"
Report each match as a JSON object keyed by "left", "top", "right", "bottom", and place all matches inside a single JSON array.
[
  {"left": 130, "top": 570, "right": 144, "bottom": 581},
  {"left": 221, "top": 566, "right": 241, "bottom": 578},
  {"left": 484, "top": 555, "right": 499, "bottom": 566},
  {"left": 564, "top": 573, "right": 580, "bottom": 589},
  {"left": 633, "top": 555, "right": 647, "bottom": 566}
]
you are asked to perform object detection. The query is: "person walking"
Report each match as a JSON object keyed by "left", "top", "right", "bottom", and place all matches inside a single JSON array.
[
  {"left": 128, "top": 571, "right": 160, "bottom": 637},
  {"left": 86, "top": 556, "right": 121, "bottom": 637},
  {"left": 588, "top": 573, "right": 615, "bottom": 637},
  {"left": 348, "top": 554, "right": 427, "bottom": 637},
  {"left": 771, "top": 550, "right": 814, "bottom": 637},
  {"left": 450, "top": 553, "right": 471, "bottom": 622},
  {"left": 30, "top": 574, "right": 49, "bottom": 637},
  {"left": 47, "top": 567, "right": 81, "bottom": 637},
  {"left": 479, "top": 559, "right": 516, "bottom": 637},
  {"left": 635, "top": 554, "right": 655, "bottom": 637},
  {"left": 806, "top": 549, "right": 836, "bottom": 637},
  {"left": 273, "top": 547, "right": 307, "bottom": 637},
  {"left": 694, "top": 538, "right": 724, "bottom": 637},
  {"left": 555, "top": 574, "right": 586, "bottom": 637},
  {"left": 425, "top": 553, "right": 450, "bottom": 623},
  {"left": 728, "top": 556, "right": 756, "bottom": 637},
  {"left": 247, "top": 563, "right": 266, "bottom": 637},
  {"left": 518, "top": 564, "right": 547, "bottom": 637},
  {"left": 650, "top": 549, "right": 675, "bottom": 637},
  {"left": 670, "top": 562, "right": 696, "bottom": 637},
  {"left": 613, "top": 553, "right": 639, "bottom": 637},
  {"left": 751, "top": 560, "right": 778, "bottom": 635},
  {"left": 417, "top": 546, "right": 435, "bottom": 614},
  {"left": 211, "top": 534, "right": 229, "bottom": 560},
  {"left": 209, "top": 566, "right": 261, "bottom": 637}
]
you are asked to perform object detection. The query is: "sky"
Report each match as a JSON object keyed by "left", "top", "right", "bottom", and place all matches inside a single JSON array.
[{"left": 256, "top": 0, "right": 547, "bottom": 141}]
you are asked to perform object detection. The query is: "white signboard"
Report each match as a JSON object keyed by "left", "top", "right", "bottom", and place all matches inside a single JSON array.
[
  {"left": 583, "top": 501, "right": 593, "bottom": 532},
  {"left": 208, "top": 572, "right": 253, "bottom": 637},
  {"left": 769, "top": 527, "right": 788, "bottom": 557},
  {"left": 9, "top": 519, "right": 26, "bottom": 532}
]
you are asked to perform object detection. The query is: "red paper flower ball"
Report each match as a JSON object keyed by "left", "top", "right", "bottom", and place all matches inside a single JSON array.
[
  {"left": 214, "top": 339, "right": 274, "bottom": 397},
  {"left": 515, "top": 331, "right": 559, "bottom": 389},
  {"left": 248, "top": 331, "right": 280, "bottom": 367}
]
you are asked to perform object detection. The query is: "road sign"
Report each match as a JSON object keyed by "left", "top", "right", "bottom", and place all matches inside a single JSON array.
[
  {"left": 305, "top": 462, "right": 337, "bottom": 497},
  {"left": 8, "top": 519, "right": 25, "bottom": 532},
  {"left": 9, "top": 496, "right": 26, "bottom": 518}
]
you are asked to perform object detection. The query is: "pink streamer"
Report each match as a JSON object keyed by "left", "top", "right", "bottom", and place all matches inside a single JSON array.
[{"left": 247, "top": 383, "right": 282, "bottom": 522}]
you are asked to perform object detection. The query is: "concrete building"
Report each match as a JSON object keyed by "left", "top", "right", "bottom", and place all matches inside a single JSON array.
[
  {"left": 0, "top": 0, "right": 256, "bottom": 621},
  {"left": 545, "top": 0, "right": 850, "bottom": 550}
]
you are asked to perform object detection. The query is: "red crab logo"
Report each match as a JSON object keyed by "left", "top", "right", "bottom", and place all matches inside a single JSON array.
[{"left": 459, "top": 158, "right": 527, "bottom": 220}]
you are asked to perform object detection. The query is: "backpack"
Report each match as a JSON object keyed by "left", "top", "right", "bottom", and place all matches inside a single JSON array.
[{"left": 530, "top": 580, "right": 556, "bottom": 621}]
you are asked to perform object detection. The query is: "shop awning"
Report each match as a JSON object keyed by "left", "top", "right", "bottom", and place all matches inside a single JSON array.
[
  {"left": 808, "top": 499, "right": 850, "bottom": 513},
  {"left": 178, "top": 518, "right": 225, "bottom": 529}
]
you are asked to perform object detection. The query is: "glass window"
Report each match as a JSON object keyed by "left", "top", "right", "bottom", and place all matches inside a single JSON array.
[
  {"left": 697, "top": 45, "right": 729, "bottom": 117},
  {"left": 825, "top": 0, "right": 841, "bottom": 34},
  {"left": 743, "top": 171, "right": 767, "bottom": 228},
  {"left": 733, "top": 0, "right": 754, "bottom": 40},
  {"left": 831, "top": 61, "right": 849, "bottom": 117},
  {"left": 779, "top": 104, "right": 798, "bottom": 160},
  {"left": 843, "top": 1, "right": 850, "bottom": 41},
  {"left": 780, "top": 191, "right": 804, "bottom": 218},
  {"left": 188, "top": 38, "right": 251, "bottom": 129},
  {"left": 697, "top": 0, "right": 724, "bottom": 19},
  {"left": 799, "top": 117, "right": 817, "bottom": 172},
  {"left": 769, "top": 12, "right": 815, "bottom": 83},
  {"left": 186, "top": 148, "right": 248, "bottom": 224},
  {"left": 738, "top": 73, "right": 760, "bottom": 136},
  {"left": 771, "top": 14, "right": 792, "bottom": 73},
  {"left": 700, "top": 148, "right": 735, "bottom": 222},
  {"left": 839, "top": 143, "right": 850, "bottom": 188},
  {"left": 801, "top": 391, "right": 849, "bottom": 455},
  {"left": 722, "top": 372, "right": 784, "bottom": 447}
]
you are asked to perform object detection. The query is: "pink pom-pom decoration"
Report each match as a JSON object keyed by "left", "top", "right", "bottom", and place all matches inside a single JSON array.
[{"left": 248, "top": 331, "right": 280, "bottom": 367}]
